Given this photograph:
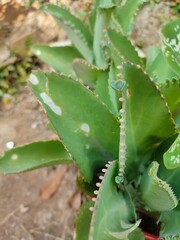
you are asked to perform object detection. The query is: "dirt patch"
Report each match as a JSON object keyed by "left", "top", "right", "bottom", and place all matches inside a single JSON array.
[{"left": 0, "top": 88, "right": 78, "bottom": 239}]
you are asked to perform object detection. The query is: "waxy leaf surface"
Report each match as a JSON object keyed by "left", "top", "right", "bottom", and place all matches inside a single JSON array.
[
  {"left": 75, "top": 201, "right": 93, "bottom": 240},
  {"left": 89, "top": 161, "right": 140, "bottom": 240},
  {"left": 123, "top": 63, "right": 175, "bottom": 180},
  {"left": 30, "top": 72, "right": 119, "bottom": 182},
  {"left": 0, "top": 140, "right": 72, "bottom": 173},
  {"left": 40, "top": 4, "right": 93, "bottom": 62},
  {"left": 31, "top": 45, "right": 81, "bottom": 76},
  {"left": 162, "top": 18, "right": 180, "bottom": 76}
]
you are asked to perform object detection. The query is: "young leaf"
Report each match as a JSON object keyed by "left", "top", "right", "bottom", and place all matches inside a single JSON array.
[
  {"left": 112, "top": 0, "right": 145, "bottom": 35},
  {"left": 107, "top": 28, "right": 143, "bottom": 66},
  {"left": 162, "top": 18, "right": 180, "bottom": 76},
  {"left": 31, "top": 45, "right": 82, "bottom": 75},
  {"left": 75, "top": 201, "right": 93, "bottom": 240},
  {"left": 93, "top": 9, "right": 112, "bottom": 67},
  {"left": 0, "top": 140, "right": 72, "bottom": 173},
  {"left": 163, "top": 134, "right": 180, "bottom": 169},
  {"left": 94, "top": 70, "right": 116, "bottom": 113},
  {"left": 89, "top": 161, "right": 140, "bottom": 240},
  {"left": 73, "top": 59, "right": 104, "bottom": 88},
  {"left": 140, "top": 161, "right": 178, "bottom": 212},
  {"left": 40, "top": 4, "right": 93, "bottom": 62},
  {"left": 29, "top": 72, "right": 119, "bottom": 183},
  {"left": 123, "top": 62, "right": 175, "bottom": 181}
]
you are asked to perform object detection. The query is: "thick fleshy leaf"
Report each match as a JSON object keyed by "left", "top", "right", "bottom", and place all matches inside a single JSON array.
[
  {"left": 93, "top": 9, "right": 111, "bottom": 67},
  {"left": 75, "top": 201, "right": 93, "bottom": 240},
  {"left": 140, "top": 161, "right": 178, "bottom": 212},
  {"left": 164, "top": 134, "right": 180, "bottom": 169},
  {"left": 112, "top": 0, "right": 145, "bottom": 35},
  {"left": 162, "top": 18, "right": 180, "bottom": 75},
  {"left": 94, "top": 70, "right": 117, "bottom": 113},
  {"left": 107, "top": 28, "right": 143, "bottom": 66},
  {"left": 89, "top": 161, "right": 140, "bottom": 240},
  {"left": 159, "top": 78, "right": 180, "bottom": 126},
  {"left": 154, "top": 135, "right": 180, "bottom": 199},
  {"left": 159, "top": 204, "right": 180, "bottom": 239},
  {"left": 123, "top": 62, "right": 175, "bottom": 180},
  {"left": 40, "top": 4, "right": 93, "bottom": 62},
  {"left": 29, "top": 72, "right": 119, "bottom": 183},
  {"left": 0, "top": 140, "right": 72, "bottom": 173},
  {"left": 74, "top": 60, "right": 119, "bottom": 114},
  {"left": 31, "top": 45, "right": 81, "bottom": 75},
  {"left": 146, "top": 49, "right": 177, "bottom": 83},
  {"left": 73, "top": 59, "right": 105, "bottom": 89}
]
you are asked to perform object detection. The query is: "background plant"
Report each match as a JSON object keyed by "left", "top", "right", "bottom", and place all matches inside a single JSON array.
[{"left": 0, "top": 1, "right": 179, "bottom": 239}]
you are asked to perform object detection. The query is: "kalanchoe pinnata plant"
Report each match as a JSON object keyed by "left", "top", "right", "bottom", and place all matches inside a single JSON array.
[{"left": 0, "top": 1, "right": 180, "bottom": 239}]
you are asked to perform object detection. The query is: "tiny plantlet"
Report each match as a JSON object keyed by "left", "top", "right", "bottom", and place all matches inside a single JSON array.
[{"left": 0, "top": 1, "right": 180, "bottom": 239}]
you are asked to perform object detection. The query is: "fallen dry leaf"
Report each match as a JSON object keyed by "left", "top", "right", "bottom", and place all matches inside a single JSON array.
[
  {"left": 40, "top": 165, "right": 68, "bottom": 200},
  {"left": 69, "top": 191, "right": 82, "bottom": 211}
]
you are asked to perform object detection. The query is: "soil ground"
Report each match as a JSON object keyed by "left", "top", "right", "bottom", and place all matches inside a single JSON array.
[{"left": 0, "top": 1, "right": 177, "bottom": 239}]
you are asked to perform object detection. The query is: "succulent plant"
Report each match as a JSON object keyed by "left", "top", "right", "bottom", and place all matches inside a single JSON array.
[{"left": 0, "top": 1, "right": 179, "bottom": 239}]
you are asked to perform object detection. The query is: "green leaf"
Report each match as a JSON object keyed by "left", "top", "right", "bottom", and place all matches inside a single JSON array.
[
  {"left": 29, "top": 72, "right": 119, "bottom": 183},
  {"left": 146, "top": 49, "right": 177, "bottom": 83},
  {"left": 0, "top": 140, "right": 72, "bottom": 173},
  {"left": 99, "top": 0, "right": 115, "bottom": 9},
  {"left": 123, "top": 62, "right": 176, "bottom": 181},
  {"left": 73, "top": 59, "right": 105, "bottom": 89},
  {"left": 146, "top": 46, "right": 161, "bottom": 69},
  {"left": 128, "top": 228, "right": 145, "bottom": 240},
  {"left": 94, "top": 70, "right": 117, "bottom": 113},
  {"left": 162, "top": 18, "right": 180, "bottom": 76},
  {"left": 93, "top": 9, "right": 111, "bottom": 67},
  {"left": 159, "top": 78, "right": 180, "bottom": 126},
  {"left": 164, "top": 134, "right": 180, "bottom": 169},
  {"left": 73, "top": 60, "right": 119, "bottom": 114},
  {"left": 140, "top": 161, "right": 178, "bottom": 212},
  {"left": 159, "top": 204, "right": 180, "bottom": 239},
  {"left": 40, "top": 4, "right": 93, "bottom": 62},
  {"left": 112, "top": 0, "right": 145, "bottom": 35},
  {"left": 75, "top": 201, "right": 93, "bottom": 240},
  {"left": 107, "top": 28, "right": 143, "bottom": 66},
  {"left": 31, "top": 45, "right": 82, "bottom": 75},
  {"left": 76, "top": 175, "right": 96, "bottom": 196},
  {"left": 89, "top": 161, "right": 140, "bottom": 240}
]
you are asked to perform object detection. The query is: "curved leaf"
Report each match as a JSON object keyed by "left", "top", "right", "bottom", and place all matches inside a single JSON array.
[
  {"left": 73, "top": 59, "right": 104, "bottom": 88},
  {"left": 75, "top": 201, "right": 93, "bottom": 240},
  {"left": 112, "top": 0, "right": 145, "bottom": 35},
  {"left": 0, "top": 140, "right": 72, "bottom": 173},
  {"left": 31, "top": 45, "right": 82, "bottom": 75},
  {"left": 159, "top": 78, "right": 180, "bottom": 127},
  {"left": 146, "top": 49, "right": 177, "bottom": 83},
  {"left": 164, "top": 134, "right": 180, "bottom": 169},
  {"left": 93, "top": 9, "right": 111, "bottom": 67},
  {"left": 162, "top": 18, "right": 180, "bottom": 75},
  {"left": 89, "top": 161, "right": 140, "bottom": 240},
  {"left": 123, "top": 62, "right": 175, "bottom": 181},
  {"left": 107, "top": 28, "right": 143, "bottom": 66},
  {"left": 29, "top": 72, "right": 119, "bottom": 183},
  {"left": 140, "top": 161, "right": 178, "bottom": 212},
  {"left": 40, "top": 4, "right": 93, "bottom": 62}
]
